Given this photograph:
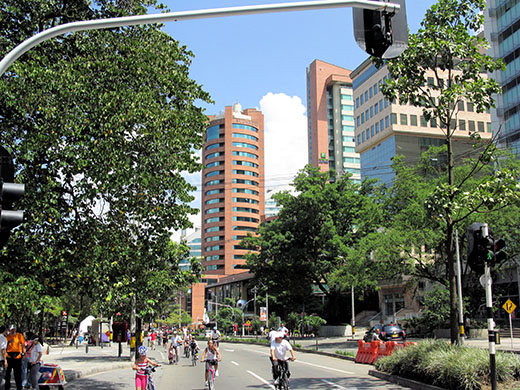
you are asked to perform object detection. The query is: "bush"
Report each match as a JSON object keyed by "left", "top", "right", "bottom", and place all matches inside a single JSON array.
[{"left": 374, "top": 339, "right": 520, "bottom": 390}]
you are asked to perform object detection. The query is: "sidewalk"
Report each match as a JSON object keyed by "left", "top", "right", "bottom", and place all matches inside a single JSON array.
[{"left": 42, "top": 342, "right": 132, "bottom": 383}]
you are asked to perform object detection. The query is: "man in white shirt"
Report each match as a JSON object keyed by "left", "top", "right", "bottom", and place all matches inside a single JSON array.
[
  {"left": 270, "top": 332, "right": 295, "bottom": 385},
  {"left": 278, "top": 324, "right": 289, "bottom": 340},
  {"left": 0, "top": 326, "right": 8, "bottom": 390}
]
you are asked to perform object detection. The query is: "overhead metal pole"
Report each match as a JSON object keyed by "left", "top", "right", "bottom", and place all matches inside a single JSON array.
[{"left": 0, "top": 0, "right": 400, "bottom": 75}]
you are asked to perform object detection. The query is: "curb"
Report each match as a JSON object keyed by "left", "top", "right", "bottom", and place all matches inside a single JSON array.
[
  {"left": 63, "top": 362, "right": 132, "bottom": 383},
  {"left": 368, "top": 370, "right": 447, "bottom": 390}
]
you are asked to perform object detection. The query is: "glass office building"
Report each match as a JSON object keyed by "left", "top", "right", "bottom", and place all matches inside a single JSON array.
[{"left": 485, "top": 0, "right": 520, "bottom": 154}]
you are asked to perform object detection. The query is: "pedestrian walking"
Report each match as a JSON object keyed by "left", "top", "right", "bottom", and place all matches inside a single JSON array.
[
  {"left": 465, "top": 317, "right": 471, "bottom": 339},
  {"left": 21, "top": 332, "right": 33, "bottom": 389},
  {"left": 5, "top": 325, "right": 25, "bottom": 390}
]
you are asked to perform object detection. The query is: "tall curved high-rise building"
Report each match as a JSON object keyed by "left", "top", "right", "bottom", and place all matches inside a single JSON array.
[{"left": 201, "top": 103, "right": 264, "bottom": 282}]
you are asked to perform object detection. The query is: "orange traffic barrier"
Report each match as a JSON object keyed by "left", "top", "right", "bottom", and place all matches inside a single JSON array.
[
  {"left": 374, "top": 341, "right": 397, "bottom": 361},
  {"left": 355, "top": 340, "right": 380, "bottom": 364}
]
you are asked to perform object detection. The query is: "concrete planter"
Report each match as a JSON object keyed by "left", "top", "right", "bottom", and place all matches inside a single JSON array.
[{"left": 318, "top": 325, "right": 353, "bottom": 337}]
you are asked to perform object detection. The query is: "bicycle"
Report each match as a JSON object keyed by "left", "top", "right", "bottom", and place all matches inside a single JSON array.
[
  {"left": 144, "top": 366, "right": 157, "bottom": 390},
  {"left": 274, "top": 359, "right": 290, "bottom": 390},
  {"left": 184, "top": 344, "right": 190, "bottom": 359},
  {"left": 191, "top": 348, "right": 199, "bottom": 366},
  {"left": 204, "top": 359, "right": 218, "bottom": 390}
]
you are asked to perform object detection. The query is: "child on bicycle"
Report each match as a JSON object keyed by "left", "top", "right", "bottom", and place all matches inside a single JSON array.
[
  {"left": 201, "top": 339, "right": 222, "bottom": 387},
  {"left": 133, "top": 345, "right": 160, "bottom": 390},
  {"left": 270, "top": 332, "right": 296, "bottom": 386}
]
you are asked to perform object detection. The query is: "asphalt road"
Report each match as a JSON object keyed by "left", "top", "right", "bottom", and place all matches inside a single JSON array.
[{"left": 66, "top": 342, "right": 410, "bottom": 390}]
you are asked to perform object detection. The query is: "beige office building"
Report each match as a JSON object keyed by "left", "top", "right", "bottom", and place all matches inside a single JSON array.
[{"left": 351, "top": 59, "right": 492, "bottom": 187}]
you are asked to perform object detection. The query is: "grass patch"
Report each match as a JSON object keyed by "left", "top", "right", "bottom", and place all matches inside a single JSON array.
[
  {"left": 374, "top": 339, "right": 520, "bottom": 390},
  {"left": 335, "top": 350, "right": 355, "bottom": 358}
]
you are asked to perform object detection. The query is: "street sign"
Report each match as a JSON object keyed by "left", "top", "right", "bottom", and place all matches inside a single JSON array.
[{"left": 503, "top": 299, "right": 516, "bottom": 314}]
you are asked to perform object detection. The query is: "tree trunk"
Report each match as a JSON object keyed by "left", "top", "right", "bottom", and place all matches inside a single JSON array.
[{"left": 447, "top": 134, "right": 459, "bottom": 344}]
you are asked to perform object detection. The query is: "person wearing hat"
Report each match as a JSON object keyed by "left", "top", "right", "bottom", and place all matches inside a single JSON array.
[
  {"left": 5, "top": 325, "right": 25, "bottom": 390},
  {"left": 270, "top": 332, "right": 295, "bottom": 386},
  {"left": 0, "top": 325, "right": 9, "bottom": 390},
  {"left": 132, "top": 346, "right": 160, "bottom": 390},
  {"left": 170, "top": 331, "right": 183, "bottom": 365}
]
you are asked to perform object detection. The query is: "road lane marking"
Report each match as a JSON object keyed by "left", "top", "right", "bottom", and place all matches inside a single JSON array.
[
  {"left": 294, "top": 360, "right": 354, "bottom": 374},
  {"left": 231, "top": 360, "right": 239, "bottom": 366},
  {"left": 224, "top": 349, "right": 235, "bottom": 352},
  {"left": 247, "top": 370, "right": 275, "bottom": 389},
  {"left": 159, "top": 351, "right": 165, "bottom": 361},
  {"left": 244, "top": 347, "right": 354, "bottom": 374},
  {"left": 321, "top": 379, "right": 358, "bottom": 389}
]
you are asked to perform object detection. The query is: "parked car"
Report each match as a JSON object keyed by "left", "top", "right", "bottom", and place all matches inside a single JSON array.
[{"left": 363, "top": 324, "right": 406, "bottom": 342}]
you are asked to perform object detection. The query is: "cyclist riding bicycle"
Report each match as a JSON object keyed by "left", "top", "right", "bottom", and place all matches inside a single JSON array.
[
  {"left": 270, "top": 332, "right": 296, "bottom": 386},
  {"left": 210, "top": 326, "right": 221, "bottom": 348},
  {"left": 189, "top": 335, "right": 200, "bottom": 355},
  {"left": 132, "top": 346, "right": 160, "bottom": 390},
  {"left": 201, "top": 339, "right": 222, "bottom": 387}
]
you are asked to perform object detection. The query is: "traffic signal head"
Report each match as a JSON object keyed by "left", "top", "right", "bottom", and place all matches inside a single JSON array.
[
  {"left": 0, "top": 146, "right": 24, "bottom": 248},
  {"left": 493, "top": 238, "right": 507, "bottom": 264},
  {"left": 352, "top": 0, "right": 408, "bottom": 59},
  {"left": 466, "top": 222, "right": 487, "bottom": 275}
]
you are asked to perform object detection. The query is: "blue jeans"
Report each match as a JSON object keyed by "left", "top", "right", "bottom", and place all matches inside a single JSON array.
[{"left": 21, "top": 359, "right": 31, "bottom": 388}]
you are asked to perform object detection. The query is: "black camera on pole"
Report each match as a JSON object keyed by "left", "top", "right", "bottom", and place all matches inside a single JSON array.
[{"left": 0, "top": 146, "right": 24, "bottom": 248}]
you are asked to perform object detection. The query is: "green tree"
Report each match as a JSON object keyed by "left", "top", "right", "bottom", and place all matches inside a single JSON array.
[
  {"left": 245, "top": 165, "right": 387, "bottom": 322},
  {"left": 0, "top": 0, "right": 210, "bottom": 326},
  {"left": 372, "top": 0, "right": 519, "bottom": 343}
]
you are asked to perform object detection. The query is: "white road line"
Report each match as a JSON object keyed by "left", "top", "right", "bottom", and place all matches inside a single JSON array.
[
  {"left": 224, "top": 349, "right": 235, "bottom": 352},
  {"left": 247, "top": 370, "right": 275, "bottom": 389},
  {"left": 159, "top": 351, "right": 165, "bottom": 361},
  {"left": 294, "top": 360, "right": 354, "bottom": 375},
  {"left": 321, "top": 379, "right": 357, "bottom": 389},
  {"left": 231, "top": 360, "right": 239, "bottom": 366}
]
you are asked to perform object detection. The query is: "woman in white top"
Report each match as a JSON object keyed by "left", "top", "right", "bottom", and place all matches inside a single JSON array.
[
  {"left": 28, "top": 337, "right": 43, "bottom": 389},
  {"left": 200, "top": 339, "right": 221, "bottom": 386}
]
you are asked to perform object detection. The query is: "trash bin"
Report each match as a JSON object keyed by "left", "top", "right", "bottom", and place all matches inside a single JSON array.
[{"left": 38, "top": 363, "right": 67, "bottom": 389}]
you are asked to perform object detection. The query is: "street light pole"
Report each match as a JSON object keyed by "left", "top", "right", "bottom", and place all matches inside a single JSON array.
[{"left": 0, "top": 0, "right": 401, "bottom": 75}]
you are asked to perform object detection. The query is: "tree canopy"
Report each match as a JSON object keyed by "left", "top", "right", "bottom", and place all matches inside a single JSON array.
[{"left": 0, "top": 0, "right": 210, "bottom": 327}]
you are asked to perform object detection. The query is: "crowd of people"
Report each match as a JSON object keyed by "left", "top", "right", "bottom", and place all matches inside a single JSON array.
[{"left": 0, "top": 325, "right": 43, "bottom": 390}]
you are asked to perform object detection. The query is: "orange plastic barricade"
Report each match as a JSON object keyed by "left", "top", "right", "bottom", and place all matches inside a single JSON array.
[
  {"left": 355, "top": 340, "right": 380, "bottom": 364},
  {"left": 374, "top": 341, "right": 397, "bottom": 362}
]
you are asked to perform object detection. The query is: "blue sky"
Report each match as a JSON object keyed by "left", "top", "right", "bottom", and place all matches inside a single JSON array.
[{"left": 157, "top": 0, "right": 439, "bottom": 231}]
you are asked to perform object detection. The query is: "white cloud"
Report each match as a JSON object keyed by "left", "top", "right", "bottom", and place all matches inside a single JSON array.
[{"left": 260, "top": 92, "right": 308, "bottom": 190}]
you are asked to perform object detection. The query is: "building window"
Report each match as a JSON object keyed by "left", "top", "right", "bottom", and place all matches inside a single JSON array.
[
  {"left": 366, "top": 129, "right": 370, "bottom": 140},
  {"left": 233, "top": 133, "right": 258, "bottom": 141},
  {"left": 360, "top": 94, "right": 364, "bottom": 105},
  {"left": 385, "top": 116, "right": 390, "bottom": 128},
  {"left": 362, "top": 132, "right": 366, "bottom": 142},
  {"left": 233, "top": 169, "right": 258, "bottom": 177},
  {"left": 206, "top": 161, "right": 221, "bottom": 168},
  {"left": 374, "top": 103, "right": 379, "bottom": 115},
  {"left": 232, "top": 123, "right": 258, "bottom": 132},
  {"left": 206, "top": 143, "right": 223, "bottom": 151},
  {"left": 356, "top": 97, "right": 360, "bottom": 108},
  {"left": 233, "top": 160, "right": 258, "bottom": 168},
  {"left": 459, "top": 119, "right": 466, "bottom": 131},
  {"left": 391, "top": 113, "right": 397, "bottom": 124},
  {"left": 458, "top": 101, "right": 465, "bottom": 111},
  {"left": 343, "top": 146, "right": 356, "bottom": 153},
  {"left": 361, "top": 113, "right": 365, "bottom": 124},
  {"left": 232, "top": 151, "right": 258, "bottom": 159},
  {"left": 370, "top": 107, "right": 374, "bottom": 118},
  {"left": 371, "top": 125, "right": 375, "bottom": 137},
  {"left": 233, "top": 142, "right": 258, "bottom": 150},
  {"left": 205, "top": 207, "right": 223, "bottom": 214},
  {"left": 380, "top": 119, "right": 384, "bottom": 131},
  {"left": 206, "top": 125, "right": 221, "bottom": 142},
  {"left": 487, "top": 122, "right": 492, "bottom": 132},
  {"left": 427, "top": 77, "right": 435, "bottom": 86},
  {"left": 205, "top": 170, "right": 224, "bottom": 178},
  {"left": 477, "top": 121, "right": 485, "bottom": 132},
  {"left": 365, "top": 91, "right": 368, "bottom": 101},
  {"left": 206, "top": 189, "right": 224, "bottom": 196},
  {"left": 467, "top": 102, "right": 474, "bottom": 112},
  {"left": 205, "top": 179, "right": 223, "bottom": 187},
  {"left": 206, "top": 152, "right": 221, "bottom": 160},
  {"left": 369, "top": 87, "right": 373, "bottom": 98},
  {"left": 400, "top": 114, "right": 408, "bottom": 125},
  {"left": 430, "top": 118, "right": 437, "bottom": 128},
  {"left": 468, "top": 120, "right": 475, "bottom": 132},
  {"left": 421, "top": 116, "right": 428, "bottom": 127},
  {"left": 233, "top": 188, "right": 259, "bottom": 195},
  {"left": 410, "top": 115, "right": 418, "bottom": 126},
  {"left": 357, "top": 134, "right": 361, "bottom": 144},
  {"left": 205, "top": 198, "right": 223, "bottom": 205}
]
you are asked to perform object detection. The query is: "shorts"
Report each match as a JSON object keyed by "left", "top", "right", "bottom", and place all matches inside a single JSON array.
[{"left": 135, "top": 374, "right": 148, "bottom": 389}]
